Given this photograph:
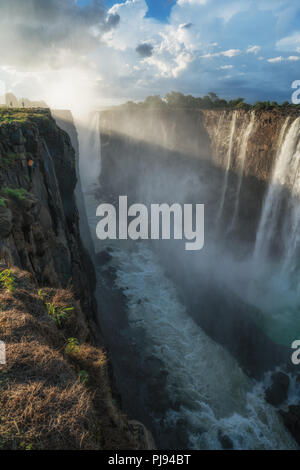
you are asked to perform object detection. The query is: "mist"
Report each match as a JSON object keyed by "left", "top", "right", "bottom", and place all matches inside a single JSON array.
[
  {"left": 1, "top": 0, "right": 300, "bottom": 452},
  {"left": 78, "top": 105, "right": 300, "bottom": 449}
]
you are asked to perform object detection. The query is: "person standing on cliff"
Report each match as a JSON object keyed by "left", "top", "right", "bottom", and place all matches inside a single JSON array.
[{"left": 27, "top": 157, "right": 35, "bottom": 182}]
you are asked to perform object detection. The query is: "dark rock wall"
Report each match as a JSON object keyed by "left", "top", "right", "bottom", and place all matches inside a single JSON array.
[
  {"left": 0, "top": 110, "right": 96, "bottom": 323},
  {"left": 99, "top": 107, "right": 300, "bottom": 242}
]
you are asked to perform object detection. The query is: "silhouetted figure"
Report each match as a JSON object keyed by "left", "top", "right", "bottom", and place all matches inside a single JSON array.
[{"left": 27, "top": 157, "right": 35, "bottom": 181}]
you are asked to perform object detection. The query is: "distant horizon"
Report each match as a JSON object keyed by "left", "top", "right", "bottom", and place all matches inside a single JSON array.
[{"left": 1, "top": 89, "right": 299, "bottom": 112}]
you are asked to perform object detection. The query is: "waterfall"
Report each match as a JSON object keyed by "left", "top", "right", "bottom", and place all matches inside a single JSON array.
[
  {"left": 77, "top": 111, "right": 101, "bottom": 188},
  {"left": 281, "top": 121, "right": 300, "bottom": 276},
  {"left": 217, "top": 111, "right": 237, "bottom": 222},
  {"left": 254, "top": 116, "right": 300, "bottom": 271},
  {"left": 229, "top": 111, "right": 255, "bottom": 231}
]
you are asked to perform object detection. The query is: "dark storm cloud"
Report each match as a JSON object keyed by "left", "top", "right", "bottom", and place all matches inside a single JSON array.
[
  {"left": 106, "top": 13, "right": 121, "bottom": 29},
  {"left": 0, "top": 0, "right": 119, "bottom": 69},
  {"left": 181, "top": 23, "right": 193, "bottom": 29},
  {"left": 136, "top": 43, "right": 154, "bottom": 58}
]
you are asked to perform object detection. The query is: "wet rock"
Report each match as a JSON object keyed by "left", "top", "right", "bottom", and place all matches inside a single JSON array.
[
  {"left": 0, "top": 207, "right": 12, "bottom": 238},
  {"left": 280, "top": 406, "right": 300, "bottom": 446},
  {"left": 218, "top": 430, "right": 234, "bottom": 449},
  {"left": 96, "top": 250, "right": 112, "bottom": 265},
  {"left": 21, "top": 193, "right": 38, "bottom": 211},
  {"left": 265, "top": 371, "right": 290, "bottom": 406},
  {"left": 11, "top": 128, "right": 24, "bottom": 146}
]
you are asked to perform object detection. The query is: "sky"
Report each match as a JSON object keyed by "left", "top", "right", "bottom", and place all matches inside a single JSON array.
[{"left": 0, "top": 0, "right": 300, "bottom": 109}]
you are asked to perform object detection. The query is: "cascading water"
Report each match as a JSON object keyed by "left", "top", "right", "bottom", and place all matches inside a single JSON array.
[
  {"left": 229, "top": 111, "right": 256, "bottom": 231},
  {"left": 72, "top": 106, "right": 300, "bottom": 450},
  {"left": 242, "top": 116, "right": 300, "bottom": 347},
  {"left": 279, "top": 129, "right": 300, "bottom": 278},
  {"left": 77, "top": 111, "right": 101, "bottom": 188},
  {"left": 254, "top": 116, "right": 300, "bottom": 272},
  {"left": 217, "top": 110, "right": 237, "bottom": 223},
  {"left": 82, "top": 189, "right": 297, "bottom": 450}
]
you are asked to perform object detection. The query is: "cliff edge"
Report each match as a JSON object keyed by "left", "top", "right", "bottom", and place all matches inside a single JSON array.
[{"left": 0, "top": 108, "right": 153, "bottom": 450}]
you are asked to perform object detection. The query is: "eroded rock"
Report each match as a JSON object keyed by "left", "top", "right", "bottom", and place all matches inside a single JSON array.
[
  {"left": 0, "top": 206, "right": 12, "bottom": 238},
  {"left": 265, "top": 371, "right": 290, "bottom": 407}
]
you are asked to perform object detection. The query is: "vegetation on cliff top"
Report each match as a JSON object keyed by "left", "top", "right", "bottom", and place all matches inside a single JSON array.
[
  {"left": 0, "top": 108, "right": 50, "bottom": 125},
  {"left": 118, "top": 91, "right": 300, "bottom": 112}
]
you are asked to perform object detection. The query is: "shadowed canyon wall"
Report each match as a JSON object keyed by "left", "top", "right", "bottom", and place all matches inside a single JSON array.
[{"left": 0, "top": 108, "right": 153, "bottom": 450}]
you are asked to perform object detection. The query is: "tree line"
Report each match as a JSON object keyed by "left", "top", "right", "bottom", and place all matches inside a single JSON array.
[{"left": 120, "top": 92, "right": 297, "bottom": 111}]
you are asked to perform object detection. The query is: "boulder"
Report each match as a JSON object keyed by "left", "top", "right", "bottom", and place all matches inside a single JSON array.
[
  {"left": 218, "top": 430, "right": 234, "bottom": 449},
  {"left": 280, "top": 406, "right": 300, "bottom": 446},
  {"left": 96, "top": 250, "right": 112, "bottom": 265},
  {"left": 265, "top": 371, "right": 290, "bottom": 406}
]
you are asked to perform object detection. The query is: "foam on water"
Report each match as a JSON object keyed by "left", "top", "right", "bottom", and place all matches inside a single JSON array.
[
  {"left": 81, "top": 182, "right": 297, "bottom": 450},
  {"left": 106, "top": 243, "right": 297, "bottom": 450}
]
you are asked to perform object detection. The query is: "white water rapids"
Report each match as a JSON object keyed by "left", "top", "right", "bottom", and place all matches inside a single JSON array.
[
  {"left": 82, "top": 187, "right": 297, "bottom": 450},
  {"left": 77, "top": 111, "right": 299, "bottom": 450}
]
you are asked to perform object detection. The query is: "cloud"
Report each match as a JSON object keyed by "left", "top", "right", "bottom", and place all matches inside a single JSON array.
[
  {"left": 201, "top": 49, "right": 241, "bottom": 58},
  {"left": 247, "top": 45, "right": 261, "bottom": 54},
  {"left": 136, "top": 43, "right": 154, "bottom": 58},
  {"left": 222, "top": 49, "right": 241, "bottom": 57},
  {"left": 287, "top": 55, "right": 300, "bottom": 61},
  {"left": 1, "top": 0, "right": 300, "bottom": 107},
  {"left": 178, "top": 0, "right": 208, "bottom": 5},
  {"left": 181, "top": 23, "right": 193, "bottom": 29},
  {"left": 268, "top": 56, "right": 283, "bottom": 63},
  {"left": 267, "top": 55, "right": 300, "bottom": 63},
  {"left": 276, "top": 32, "right": 300, "bottom": 52},
  {"left": 0, "top": 0, "right": 117, "bottom": 69},
  {"left": 106, "top": 13, "right": 121, "bottom": 29}
]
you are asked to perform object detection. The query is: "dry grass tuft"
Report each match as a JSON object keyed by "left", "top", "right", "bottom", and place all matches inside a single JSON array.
[{"left": 0, "top": 266, "right": 144, "bottom": 450}]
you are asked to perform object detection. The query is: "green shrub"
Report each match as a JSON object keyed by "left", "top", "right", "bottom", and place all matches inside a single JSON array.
[
  {"left": 7, "top": 152, "right": 19, "bottom": 160},
  {"left": 2, "top": 187, "right": 28, "bottom": 201},
  {"left": 0, "top": 198, "right": 5, "bottom": 208},
  {"left": 46, "top": 303, "right": 73, "bottom": 328},
  {"left": 0, "top": 151, "right": 21, "bottom": 169},
  {"left": 65, "top": 338, "right": 80, "bottom": 354},
  {"left": 78, "top": 370, "right": 89, "bottom": 385},
  {"left": 37, "top": 291, "right": 74, "bottom": 328},
  {"left": 0, "top": 269, "right": 16, "bottom": 292}
]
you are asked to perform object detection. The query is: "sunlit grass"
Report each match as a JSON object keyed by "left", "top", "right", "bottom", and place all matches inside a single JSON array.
[{"left": 0, "top": 107, "right": 50, "bottom": 125}]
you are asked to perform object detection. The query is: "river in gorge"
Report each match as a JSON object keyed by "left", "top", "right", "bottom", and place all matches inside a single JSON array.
[{"left": 77, "top": 110, "right": 300, "bottom": 450}]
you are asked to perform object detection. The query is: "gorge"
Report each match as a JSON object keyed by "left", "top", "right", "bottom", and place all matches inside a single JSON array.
[
  {"left": 88, "top": 106, "right": 300, "bottom": 449},
  {"left": 1, "top": 104, "right": 300, "bottom": 450}
]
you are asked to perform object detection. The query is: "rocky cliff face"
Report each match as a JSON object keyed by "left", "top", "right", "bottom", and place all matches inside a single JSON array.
[
  {"left": 100, "top": 107, "right": 299, "bottom": 183},
  {"left": 51, "top": 110, "right": 95, "bottom": 258},
  {"left": 0, "top": 108, "right": 152, "bottom": 450},
  {"left": 201, "top": 108, "right": 299, "bottom": 182},
  {"left": 99, "top": 107, "right": 300, "bottom": 242},
  {"left": 98, "top": 106, "right": 300, "bottom": 448},
  {"left": 0, "top": 109, "right": 95, "bottom": 322}
]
